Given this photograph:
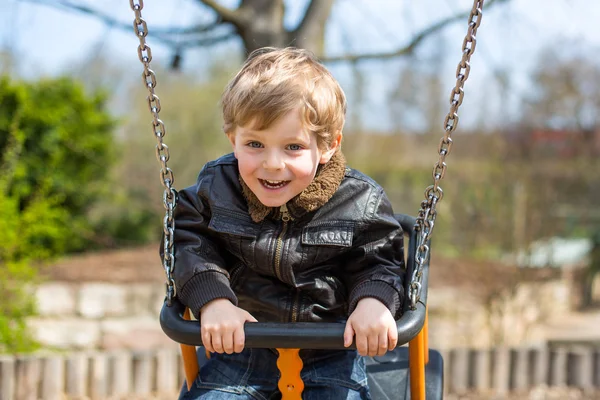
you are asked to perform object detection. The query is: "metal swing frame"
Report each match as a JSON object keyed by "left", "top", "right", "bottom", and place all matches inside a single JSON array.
[{"left": 128, "top": 1, "right": 485, "bottom": 398}]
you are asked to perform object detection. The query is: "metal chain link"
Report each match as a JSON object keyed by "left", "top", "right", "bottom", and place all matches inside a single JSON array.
[
  {"left": 410, "top": 0, "right": 485, "bottom": 309},
  {"left": 129, "top": 0, "right": 178, "bottom": 306}
]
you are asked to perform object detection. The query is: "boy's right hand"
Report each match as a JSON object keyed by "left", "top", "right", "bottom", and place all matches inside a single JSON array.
[{"left": 199, "top": 298, "right": 257, "bottom": 354}]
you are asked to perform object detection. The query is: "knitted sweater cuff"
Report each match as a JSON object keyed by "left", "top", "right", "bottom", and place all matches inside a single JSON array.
[
  {"left": 179, "top": 271, "right": 238, "bottom": 319},
  {"left": 348, "top": 281, "right": 402, "bottom": 318}
]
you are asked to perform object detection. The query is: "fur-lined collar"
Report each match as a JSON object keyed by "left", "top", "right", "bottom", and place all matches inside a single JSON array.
[{"left": 239, "top": 150, "right": 347, "bottom": 222}]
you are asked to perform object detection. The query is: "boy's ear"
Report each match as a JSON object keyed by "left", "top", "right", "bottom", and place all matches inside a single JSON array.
[{"left": 319, "top": 133, "right": 342, "bottom": 164}]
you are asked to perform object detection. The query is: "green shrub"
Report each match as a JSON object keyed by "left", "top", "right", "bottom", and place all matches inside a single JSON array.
[{"left": 0, "top": 75, "right": 117, "bottom": 353}]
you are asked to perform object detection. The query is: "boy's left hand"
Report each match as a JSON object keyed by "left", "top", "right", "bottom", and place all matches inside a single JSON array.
[{"left": 344, "top": 297, "right": 398, "bottom": 357}]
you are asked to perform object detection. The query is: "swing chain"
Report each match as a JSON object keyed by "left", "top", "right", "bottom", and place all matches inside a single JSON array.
[
  {"left": 130, "top": 0, "right": 178, "bottom": 305},
  {"left": 410, "top": 0, "right": 484, "bottom": 309}
]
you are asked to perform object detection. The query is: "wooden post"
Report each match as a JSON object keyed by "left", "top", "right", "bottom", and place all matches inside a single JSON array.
[
  {"left": 408, "top": 328, "right": 426, "bottom": 400},
  {"left": 594, "top": 349, "right": 600, "bottom": 388},
  {"left": 567, "top": 346, "right": 594, "bottom": 390},
  {"left": 492, "top": 347, "right": 510, "bottom": 395},
  {"left": 89, "top": 352, "right": 108, "bottom": 400},
  {"left": 512, "top": 347, "right": 529, "bottom": 391},
  {"left": 472, "top": 349, "right": 491, "bottom": 391},
  {"left": 133, "top": 351, "right": 154, "bottom": 395},
  {"left": 0, "top": 356, "right": 16, "bottom": 400},
  {"left": 531, "top": 346, "right": 549, "bottom": 386},
  {"left": 110, "top": 352, "right": 132, "bottom": 397},
  {"left": 65, "top": 353, "right": 88, "bottom": 399},
  {"left": 176, "top": 351, "right": 185, "bottom": 389},
  {"left": 15, "top": 356, "right": 40, "bottom": 400},
  {"left": 41, "top": 356, "right": 65, "bottom": 400},
  {"left": 550, "top": 347, "right": 567, "bottom": 386},
  {"left": 156, "top": 349, "right": 179, "bottom": 395},
  {"left": 450, "top": 348, "right": 469, "bottom": 393}
]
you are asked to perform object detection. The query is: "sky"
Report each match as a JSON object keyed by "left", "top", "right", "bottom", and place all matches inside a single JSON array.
[{"left": 2, "top": 0, "right": 600, "bottom": 131}]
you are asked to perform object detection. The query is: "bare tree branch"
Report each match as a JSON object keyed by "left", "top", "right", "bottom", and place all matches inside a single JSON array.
[
  {"left": 185, "top": 32, "right": 238, "bottom": 48},
  {"left": 18, "top": 0, "right": 510, "bottom": 66},
  {"left": 197, "top": 0, "right": 246, "bottom": 27},
  {"left": 17, "top": 0, "right": 130, "bottom": 30},
  {"left": 289, "top": 0, "right": 335, "bottom": 54},
  {"left": 16, "top": 0, "right": 240, "bottom": 61},
  {"left": 18, "top": 0, "right": 221, "bottom": 37},
  {"left": 291, "top": 0, "right": 335, "bottom": 37},
  {"left": 322, "top": 0, "right": 509, "bottom": 63}
]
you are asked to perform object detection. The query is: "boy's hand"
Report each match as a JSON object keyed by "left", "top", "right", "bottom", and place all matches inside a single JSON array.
[
  {"left": 200, "top": 298, "right": 257, "bottom": 354},
  {"left": 343, "top": 297, "right": 398, "bottom": 357}
]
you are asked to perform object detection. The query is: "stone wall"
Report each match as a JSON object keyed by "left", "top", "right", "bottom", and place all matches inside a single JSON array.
[
  {"left": 427, "top": 280, "right": 572, "bottom": 349},
  {"left": 28, "top": 277, "right": 573, "bottom": 351},
  {"left": 29, "top": 282, "right": 175, "bottom": 351}
]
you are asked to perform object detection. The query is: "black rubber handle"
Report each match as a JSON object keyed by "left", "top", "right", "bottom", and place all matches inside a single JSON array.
[{"left": 160, "top": 298, "right": 426, "bottom": 349}]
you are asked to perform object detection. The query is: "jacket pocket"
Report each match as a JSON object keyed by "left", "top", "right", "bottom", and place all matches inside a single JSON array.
[
  {"left": 302, "top": 223, "right": 354, "bottom": 247},
  {"left": 209, "top": 210, "right": 257, "bottom": 265},
  {"left": 301, "top": 223, "right": 354, "bottom": 266},
  {"left": 209, "top": 210, "right": 258, "bottom": 238}
]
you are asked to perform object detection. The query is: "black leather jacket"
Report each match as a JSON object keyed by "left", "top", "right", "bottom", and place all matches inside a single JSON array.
[{"left": 171, "top": 153, "right": 405, "bottom": 323}]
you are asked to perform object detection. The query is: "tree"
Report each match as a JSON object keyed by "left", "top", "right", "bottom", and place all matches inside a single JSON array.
[
  {"left": 388, "top": 49, "right": 446, "bottom": 134},
  {"left": 524, "top": 46, "right": 600, "bottom": 133},
  {"left": 0, "top": 77, "right": 116, "bottom": 251},
  {"left": 516, "top": 44, "right": 600, "bottom": 241},
  {"left": 0, "top": 76, "right": 117, "bottom": 352},
  {"left": 19, "top": 0, "right": 509, "bottom": 67},
  {"left": 0, "top": 179, "right": 66, "bottom": 353}
]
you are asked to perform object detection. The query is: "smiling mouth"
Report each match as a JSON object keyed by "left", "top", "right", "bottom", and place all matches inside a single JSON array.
[{"left": 259, "top": 179, "right": 290, "bottom": 189}]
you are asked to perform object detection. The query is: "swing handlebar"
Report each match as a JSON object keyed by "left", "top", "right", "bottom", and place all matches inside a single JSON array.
[
  {"left": 159, "top": 214, "right": 429, "bottom": 349},
  {"left": 160, "top": 297, "right": 426, "bottom": 349}
]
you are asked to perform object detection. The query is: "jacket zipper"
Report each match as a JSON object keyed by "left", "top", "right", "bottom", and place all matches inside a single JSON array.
[
  {"left": 274, "top": 204, "right": 290, "bottom": 281},
  {"left": 291, "top": 289, "right": 300, "bottom": 322},
  {"left": 274, "top": 204, "right": 299, "bottom": 322}
]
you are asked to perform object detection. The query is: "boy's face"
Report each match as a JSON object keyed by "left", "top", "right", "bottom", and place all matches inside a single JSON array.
[{"left": 228, "top": 108, "right": 340, "bottom": 208}]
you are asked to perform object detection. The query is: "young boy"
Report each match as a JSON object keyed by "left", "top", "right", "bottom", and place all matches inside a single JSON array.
[{"left": 173, "top": 47, "right": 405, "bottom": 399}]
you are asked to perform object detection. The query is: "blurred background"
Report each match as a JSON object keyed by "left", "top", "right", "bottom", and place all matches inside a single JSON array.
[{"left": 1, "top": 0, "right": 599, "bottom": 399}]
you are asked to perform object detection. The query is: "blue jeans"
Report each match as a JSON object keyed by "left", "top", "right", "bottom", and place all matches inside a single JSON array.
[{"left": 179, "top": 348, "right": 371, "bottom": 399}]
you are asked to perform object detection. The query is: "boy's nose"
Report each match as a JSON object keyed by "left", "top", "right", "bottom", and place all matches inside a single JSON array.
[{"left": 263, "top": 151, "right": 285, "bottom": 170}]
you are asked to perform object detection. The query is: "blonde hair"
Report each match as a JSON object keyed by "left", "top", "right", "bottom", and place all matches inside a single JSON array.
[{"left": 221, "top": 47, "right": 346, "bottom": 149}]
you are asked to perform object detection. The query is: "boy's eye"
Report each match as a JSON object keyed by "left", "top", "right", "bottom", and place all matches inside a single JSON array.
[
  {"left": 287, "top": 144, "right": 303, "bottom": 151},
  {"left": 247, "top": 141, "right": 263, "bottom": 148}
]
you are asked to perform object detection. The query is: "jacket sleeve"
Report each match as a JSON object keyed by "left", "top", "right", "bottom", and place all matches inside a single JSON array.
[
  {"left": 343, "top": 187, "right": 405, "bottom": 319},
  {"left": 162, "top": 174, "right": 238, "bottom": 319}
]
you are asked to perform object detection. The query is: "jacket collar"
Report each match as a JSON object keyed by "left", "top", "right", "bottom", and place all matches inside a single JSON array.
[{"left": 239, "top": 150, "right": 347, "bottom": 223}]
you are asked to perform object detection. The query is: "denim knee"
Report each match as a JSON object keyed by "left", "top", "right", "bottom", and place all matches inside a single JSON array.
[
  {"left": 179, "top": 348, "right": 370, "bottom": 400},
  {"left": 179, "top": 348, "right": 280, "bottom": 400},
  {"left": 301, "top": 350, "right": 370, "bottom": 400}
]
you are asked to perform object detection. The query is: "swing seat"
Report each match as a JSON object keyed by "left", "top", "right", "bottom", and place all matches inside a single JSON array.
[
  {"left": 160, "top": 214, "right": 442, "bottom": 399},
  {"left": 366, "top": 347, "right": 443, "bottom": 400},
  {"left": 189, "top": 345, "right": 443, "bottom": 399}
]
